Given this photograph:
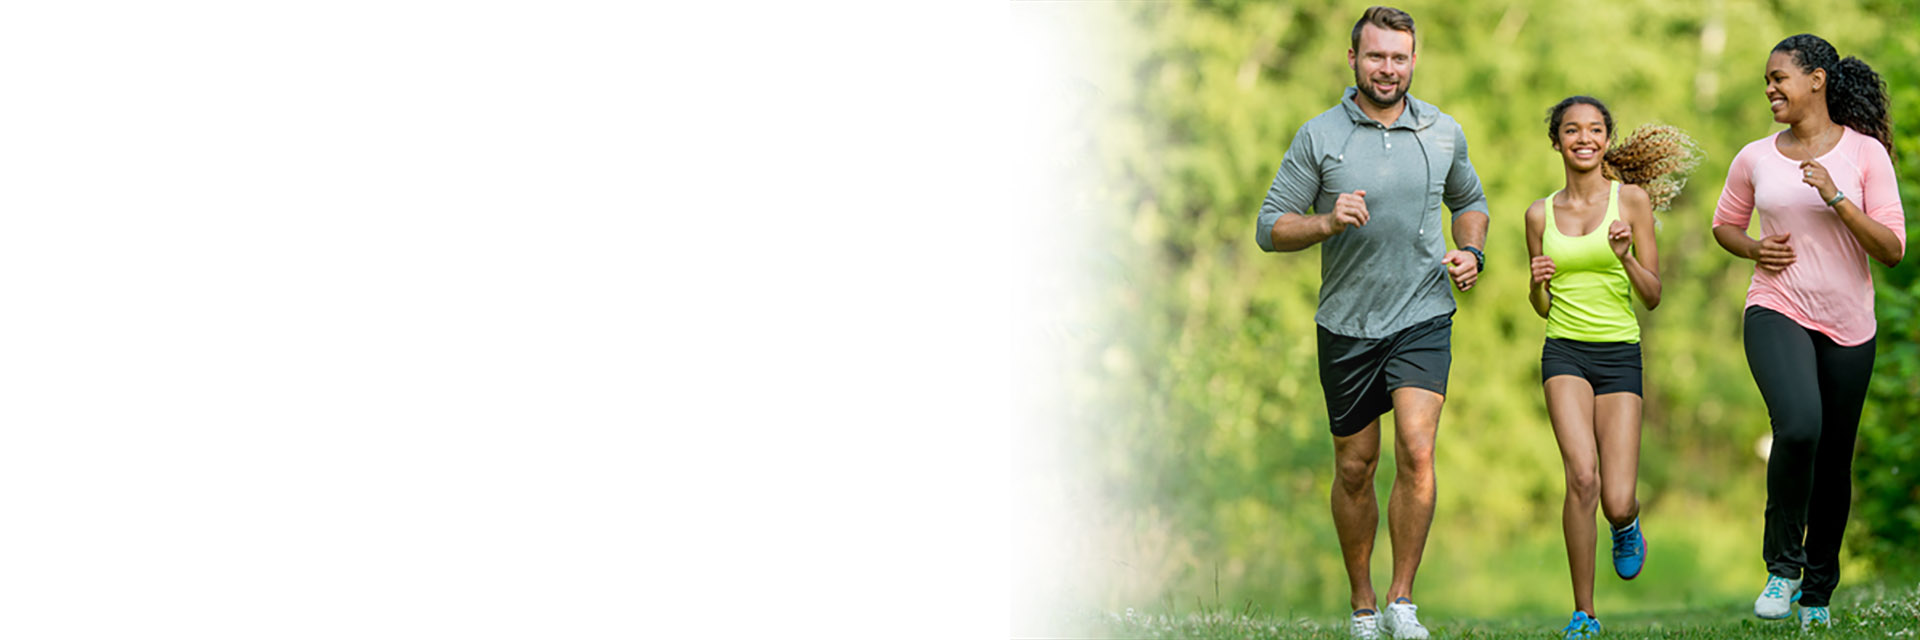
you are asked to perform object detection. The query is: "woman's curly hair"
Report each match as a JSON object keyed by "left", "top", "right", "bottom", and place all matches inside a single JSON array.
[
  {"left": 1774, "top": 33, "right": 1893, "bottom": 156},
  {"left": 1546, "top": 96, "right": 1705, "bottom": 212}
]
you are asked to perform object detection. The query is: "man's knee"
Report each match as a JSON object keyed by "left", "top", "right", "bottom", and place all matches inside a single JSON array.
[
  {"left": 1395, "top": 441, "right": 1435, "bottom": 475},
  {"left": 1335, "top": 454, "right": 1379, "bottom": 494}
]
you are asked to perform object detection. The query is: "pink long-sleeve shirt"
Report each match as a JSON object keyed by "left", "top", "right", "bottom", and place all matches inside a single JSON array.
[{"left": 1713, "top": 127, "right": 1907, "bottom": 346}]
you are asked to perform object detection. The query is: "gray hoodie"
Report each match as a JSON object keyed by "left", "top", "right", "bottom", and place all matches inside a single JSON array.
[{"left": 1256, "top": 87, "right": 1490, "bottom": 339}]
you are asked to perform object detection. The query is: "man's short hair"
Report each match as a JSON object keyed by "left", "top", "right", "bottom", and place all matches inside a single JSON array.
[{"left": 1350, "top": 6, "right": 1416, "bottom": 52}]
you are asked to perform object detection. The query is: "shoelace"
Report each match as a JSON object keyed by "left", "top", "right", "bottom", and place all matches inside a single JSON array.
[
  {"left": 1804, "top": 608, "right": 1830, "bottom": 623},
  {"left": 1351, "top": 613, "right": 1379, "bottom": 636},
  {"left": 1611, "top": 527, "right": 1637, "bottom": 559},
  {"left": 1389, "top": 604, "right": 1424, "bottom": 630},
  {"left": 1763, "top": 576, "right": 1791, "bottom": 599},
  {"left": 1561, "top": 613, "right": 1601, "bottom": 640}
]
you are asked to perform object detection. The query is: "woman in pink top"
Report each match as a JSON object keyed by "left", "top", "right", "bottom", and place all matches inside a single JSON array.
[{"left": 1711, "top": 33, "right": 1906, "bottom": 630}]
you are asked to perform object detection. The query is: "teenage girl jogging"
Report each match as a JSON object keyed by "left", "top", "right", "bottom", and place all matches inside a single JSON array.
[{"left": 1525, "top": 95, "right": 1702, "bottom": 640}]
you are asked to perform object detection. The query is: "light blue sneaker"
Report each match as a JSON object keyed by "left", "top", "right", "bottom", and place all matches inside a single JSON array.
[
  {"left": 1610, "top": 518, "right": 1646, "bottom": 580},
  {"left": 1800, "top": 605, "right": 1831, "bottom": 631},
  {"left": 1562, "top": 611, "right": 1602, "bottom": 639},
  {"left": 1755, "top": 574, "right": 1803, "bottom": 619}
]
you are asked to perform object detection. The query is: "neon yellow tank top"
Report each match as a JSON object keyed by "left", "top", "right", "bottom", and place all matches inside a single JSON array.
[{"left": 1543, "top": 182, "right": 1639, "bottom": 343}]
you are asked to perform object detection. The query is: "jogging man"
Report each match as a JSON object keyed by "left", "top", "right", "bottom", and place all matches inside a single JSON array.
[{"left": 1254, "top": 6, "right": 1489, "bottom": 638}]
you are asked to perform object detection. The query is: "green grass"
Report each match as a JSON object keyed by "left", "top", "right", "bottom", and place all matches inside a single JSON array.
[{"left": 1076, "top": 581, "right": 1920, "bottom": 639}]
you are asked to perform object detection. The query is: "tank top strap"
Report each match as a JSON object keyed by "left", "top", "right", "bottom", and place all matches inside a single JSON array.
[
  {"left": 1544, "top": 189, "right": 1562, "bottom": 232},
  {"left": 1601, "top": 181, "right": 1622, "bottom": 225}
]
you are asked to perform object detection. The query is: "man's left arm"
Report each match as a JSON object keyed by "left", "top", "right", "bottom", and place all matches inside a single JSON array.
[{"left": 1442, "top": 124, "right": 1489, "bottom": 292}]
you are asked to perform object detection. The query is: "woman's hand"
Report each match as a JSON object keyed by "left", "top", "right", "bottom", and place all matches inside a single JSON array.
[
  {"left": 1608, "top": 219, "right": 1632, "bottom": 259},
  {"left": 1800, "top": 160, "right": 1838, "bottom": 204},
  {"left": 1530, "top": 255, "right": 1557, "bottom": 286},
  {"left": 1755, "top": 233, "right": 1796, "bottom": 273}
]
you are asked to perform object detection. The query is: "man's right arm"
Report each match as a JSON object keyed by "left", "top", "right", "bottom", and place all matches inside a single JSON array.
[
  {"left": 1257, "top": 130, "right": 1337, "bottom": 252},
  {"left": 1267, "top": 198, "right": 1363, "bottom": 251}
]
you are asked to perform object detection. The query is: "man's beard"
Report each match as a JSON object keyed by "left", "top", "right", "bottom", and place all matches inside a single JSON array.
[{"left": 1354, "top": 71, "right": 1410, "bottom": 109}]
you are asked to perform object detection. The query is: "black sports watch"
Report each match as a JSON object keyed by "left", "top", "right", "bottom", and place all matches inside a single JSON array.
[{"left": 1464, "top": 246, "right": 1485, "bottom": 272}]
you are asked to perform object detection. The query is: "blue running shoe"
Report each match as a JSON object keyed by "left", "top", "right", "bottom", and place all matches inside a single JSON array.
[
  {"left": 1610, "top": 518, "right": 1646, "bottom": 580},
  {"left": 1562, "top": 611, "right": 1601, "bottom": 639}
]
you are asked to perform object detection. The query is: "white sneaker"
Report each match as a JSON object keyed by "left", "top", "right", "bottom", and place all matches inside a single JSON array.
[
  {"left": 1382, "top": 600, "right": 1430, "bottom": 639},
  {"left": 1754, "top": 574, "right": 1802, "bottom": 619},
  {"left": 1800, "top": 605, "right": 1831, "bottom": 630},
  {"left": 1349, "top": 609, "right": 1380, "bottom": 639}
]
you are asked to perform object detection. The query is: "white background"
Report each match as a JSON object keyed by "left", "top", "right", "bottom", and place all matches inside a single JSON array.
[{"left": 0, "top": 1, "right": 1012, "bottom": 637}]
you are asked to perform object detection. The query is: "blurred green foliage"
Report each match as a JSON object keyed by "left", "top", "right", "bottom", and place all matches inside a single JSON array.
[
  {"left": 1854, "top": 14, "right": 1920, "bottom": 578},
  {"left": 1035, "top": 0, "right": 1920, "bottom": 621}
]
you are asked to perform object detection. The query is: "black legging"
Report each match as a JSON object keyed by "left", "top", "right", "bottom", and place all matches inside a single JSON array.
[{"left": 1743, "top": 305, "right": 1876, "bottom": 608}]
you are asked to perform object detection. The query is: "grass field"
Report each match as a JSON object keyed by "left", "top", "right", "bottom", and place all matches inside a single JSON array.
[{"left": 1080, "top": 581, "right": 1920, "bottom": 639}]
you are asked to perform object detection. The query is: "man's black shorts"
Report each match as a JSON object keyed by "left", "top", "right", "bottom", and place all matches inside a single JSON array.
[
  {"left": 1316, "top": 313, "right": 1452, "bottom": 437},
  {"left": 1540, "top": 337, "right": 1642, "bottom": 396}
]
